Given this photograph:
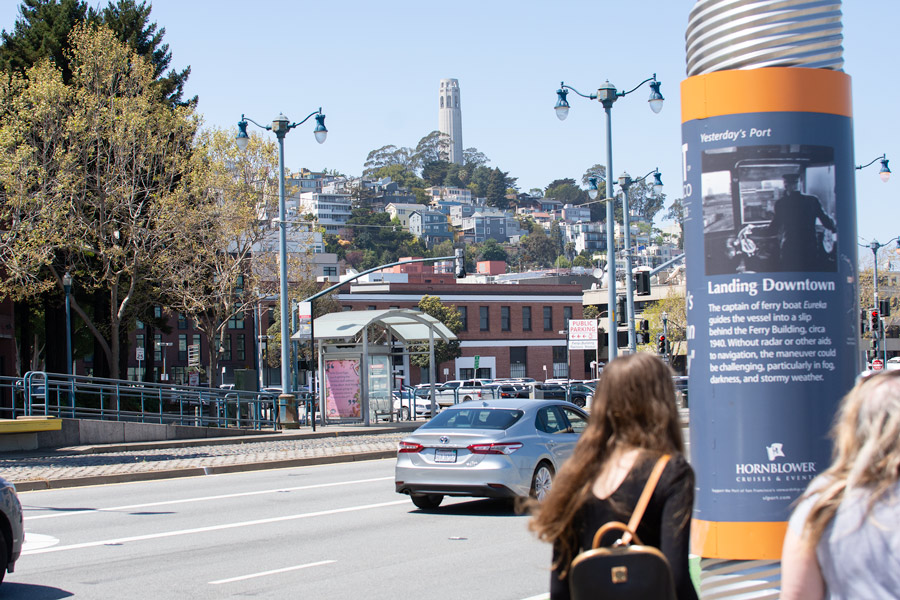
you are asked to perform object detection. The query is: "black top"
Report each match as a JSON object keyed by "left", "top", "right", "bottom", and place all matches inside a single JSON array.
[{"left": 550, "top": 453, "right": 698, "bottom": 600}]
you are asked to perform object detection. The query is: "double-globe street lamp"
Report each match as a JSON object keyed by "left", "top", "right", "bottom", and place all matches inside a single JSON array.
[
  {"left": 555, "top": 75, "right": 663, "bottom": 360},
  {"left": 236, "top": 109, "right": 327, "bottom": 426},
  {"left": 618, "top": 169, "right": 663, "bottom": 354}
]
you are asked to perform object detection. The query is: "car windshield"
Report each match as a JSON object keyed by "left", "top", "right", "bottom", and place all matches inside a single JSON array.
[{"left": 421, "top": 408, "right": 523, "bottom": 430}]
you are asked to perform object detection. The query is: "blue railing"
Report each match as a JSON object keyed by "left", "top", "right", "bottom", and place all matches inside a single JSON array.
[{"left": 0, "top": 372, "right": 279, "bottom": 430}]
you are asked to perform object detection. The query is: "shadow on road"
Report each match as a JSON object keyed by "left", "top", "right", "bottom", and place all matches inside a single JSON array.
[
  {"left": 0, "top": 582, "right": 73, "bottom": 599},
  {"left": 411, "top": 497, "right": 528, "bottom": 517}
]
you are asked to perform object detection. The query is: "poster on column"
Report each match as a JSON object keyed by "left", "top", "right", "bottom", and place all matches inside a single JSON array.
[
  {"left": 324, "top": 358, "right": 361, "bottom": 419},
  {"left": 683, "top": 111, "right": 859, "bottom": 524}
]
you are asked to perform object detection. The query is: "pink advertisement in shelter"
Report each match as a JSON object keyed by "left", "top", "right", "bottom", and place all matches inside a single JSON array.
[{"left": 324, "top": 359, "right": 361, "bottom": 419}]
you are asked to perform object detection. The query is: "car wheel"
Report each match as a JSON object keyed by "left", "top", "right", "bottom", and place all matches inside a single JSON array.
[
  {"left": 0, "top": 528, "right": 7, "bottom": 584},
  {"left": 411, "top": 493, "right": 443, "bottom": 510},
  {"left": 531, "top": 461, "right": 555, "bottom": 501},
  {"left": 572, "top": 395, "right": 586, "bottom": 408},
  {"left": 462, "top": 395, "right": 473, "bottom": 402},
  {"left": 397, "top": 406, "right": 410, "bottom": 421}
]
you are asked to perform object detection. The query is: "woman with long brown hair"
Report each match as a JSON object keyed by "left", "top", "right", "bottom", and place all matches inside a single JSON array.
[
  {"left": 781, "top": 369, "right": 900, "bottom": 599},
  {"left": 529, "top": 353, "right": 698, "bottom": 599}
]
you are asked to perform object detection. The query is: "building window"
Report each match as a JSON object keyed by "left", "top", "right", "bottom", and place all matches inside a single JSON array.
[
  {"left": 154, "top": 334, "right": 162, "bottom": 361},
  {"left": 501, "top": 306, "right": 510, "bottom": 331},
  {"left": 544, "top": 306, "right": 553, "bottom": 331},
  {"left": 522, "top": 307, "right": 532, "bottom": 331},
  {"left": 324, "top": 266, "right": 337, "bottom": 277},
  {"left": 177, "top": 313, "right": 187, "bottom": 329},
  {"left": 222, "top": 334, "right": 232, "bottom": 361},
  {"left": 480, "top": 306, "right": 489, "bottom": 331},
  {"left": 510, "top": 347, "right": 527, "bottom": 379},
  {"left": 154, "top": 306, "right": 162, "bottom": 319},
  {"left": 564, "top": 306, "right": 573, "bottom": 325},
  {"left": 553, "top": 345, "right": 569, "bottom": 379},
  {"left": 368, "top": 305, "right": 377, "bottom": 311},
  {"left": 237, "top": 334, "right": 245, "bottom": 361},
  {"left": 459, "top": 306, "right": 467, "bottom": 331},
  {"left": 136, "top": 320, "right": 144, "bottom": 330},
  {"left": 178, "top": 334, "right": 187, "bottom": 361},
  {"left": 228, "top": 308, "right": 245, "bottom": 329}
]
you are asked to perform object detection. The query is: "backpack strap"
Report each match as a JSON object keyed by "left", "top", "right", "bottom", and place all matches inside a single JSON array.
[
  {"left": 623, "top": 454, "right": 670, "bottom": 545},
  {"left": 590, "top": 454, "right": 671, "bottom": 549}
]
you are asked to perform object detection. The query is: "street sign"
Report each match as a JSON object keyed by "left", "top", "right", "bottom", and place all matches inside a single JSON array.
[
  {"left": 297, "top": 301, "right": 312, "bottom": 340},
  {"left": 136, "top": 347, "right": 144, "bottom": 361},
  {"left": 872, "top": 358, "right": 884, "bottom": 371},
  {"left": 568, "top": 319, "right": 599, "bottom": 351},
  {"left": 189, "top": 372, "right": 199, "bottom": 386},
  {"left": 474, "top": 355, "right": 480, "bottom": 370},
  {"left": 188, "top": 344, "right": 200, "bottom": 367}
]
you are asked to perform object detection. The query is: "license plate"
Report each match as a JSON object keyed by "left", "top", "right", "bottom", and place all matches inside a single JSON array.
[{"left": 434, "top": 448, "right": 457, "bottom": 463}]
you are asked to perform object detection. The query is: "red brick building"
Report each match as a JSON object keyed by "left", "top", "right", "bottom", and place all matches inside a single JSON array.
[{"left": 337, "top": 281, "right": 589, "bottom": 384}]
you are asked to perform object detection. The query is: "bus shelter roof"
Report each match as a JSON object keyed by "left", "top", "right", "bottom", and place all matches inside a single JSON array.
[{"left": 291, "top": 308, "right": 456, "bottom": 344}]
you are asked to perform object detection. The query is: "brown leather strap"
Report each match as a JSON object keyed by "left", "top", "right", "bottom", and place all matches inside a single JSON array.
[{"left": 622, "top": 454, "right": 670, "bottom": 545}]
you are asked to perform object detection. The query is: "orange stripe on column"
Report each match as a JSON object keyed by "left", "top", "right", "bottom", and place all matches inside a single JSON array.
[
  {"left": 691, "top": 519, "right": 787, "bottom": 560},
  {"left": 681, "top": 67, "right": 852, "bottom": 122}
]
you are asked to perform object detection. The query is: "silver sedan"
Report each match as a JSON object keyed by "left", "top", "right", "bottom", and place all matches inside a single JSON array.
[{"left": 394, "top": 398, "right": 589, "bottom": 509}]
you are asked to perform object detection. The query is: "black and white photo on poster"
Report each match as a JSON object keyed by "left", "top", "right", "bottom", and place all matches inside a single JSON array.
[{"left": 701, "top": 145, "right": 837, "bottom": 275}]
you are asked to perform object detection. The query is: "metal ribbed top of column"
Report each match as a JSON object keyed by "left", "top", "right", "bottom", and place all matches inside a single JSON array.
[{"left": 686, "top": 0, "right": 843, "bottom": 76}]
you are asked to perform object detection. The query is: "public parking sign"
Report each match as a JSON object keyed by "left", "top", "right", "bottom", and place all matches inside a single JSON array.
[{"left": 568, "top": 319, "right": 599, "bottom": 351}]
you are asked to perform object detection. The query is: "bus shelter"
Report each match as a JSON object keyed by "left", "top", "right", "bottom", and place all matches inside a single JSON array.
[{"left": 293, "top": 309, "right": 456, "bottom": 425}]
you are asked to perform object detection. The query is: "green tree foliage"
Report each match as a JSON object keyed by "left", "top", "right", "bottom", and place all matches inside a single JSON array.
[
  {"left": 519, "top": 227, "right": 557, "bottom": 269},
  {"left": 478, "top": 238, "right": 508, "bottom": 262},
  {"left": 663, "top": 197, "right": 685, "bottom": 249},
  {"left": 544, "top": 178, "right": 587, "bottom": 206},
  {"left": 638, "top": 290, "right": 687, "bottom": 356},
  {"left": 0, "top": 24, "right": 198, "bottom": 380},
  {"left": 486, "top": 167, "right": 508, "bottom": 208},
  {"left": 1, "top": 0, "right": 192, "bottom": 106},
  {"left": 573, "top": 254, "right": 592, "bottom": 268},
  {"left": 265, "top": 280, "right": 341, "bottom": 370},
  {"left": 414, "top": 130, "right": 451, "bottom": 165},
  {"left": 335, "top": 208, "right": 425, "bottom": 270},
  {"left": 410, "top": 295, "right": 462, "bottom": 369}
]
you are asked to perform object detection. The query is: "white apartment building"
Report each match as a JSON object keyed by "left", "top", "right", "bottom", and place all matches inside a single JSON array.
[
  {"left": 385, "top": 203, "right": 425, "bottom": 228},
  {"left": 296, "top": 191, "right": 352, "bottom": 235}
]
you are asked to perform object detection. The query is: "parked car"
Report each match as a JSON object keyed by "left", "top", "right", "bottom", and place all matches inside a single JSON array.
[
  {"left": 483, "top": 383, "right": 530, "bottom": 399},
  {"left": 395, "top": 398, "right": 589, "bottom": 509},
  {"left": 525, "top": 382, "right": 568, "bottom": 401},
  {"left": 672, "top": 376, "right": 689, "bottom": 408},
  {"left": 420, "top": 379, "right": 494, "bottom": 408},
  {"left": 393, "top": 392, "right": 437, "bottom": 420},
  {"left": 0, "top": 476, "right": 22, "bottom": 585},
  {"left": 566, "top": 383, "right": 595, "bottom": 408}
]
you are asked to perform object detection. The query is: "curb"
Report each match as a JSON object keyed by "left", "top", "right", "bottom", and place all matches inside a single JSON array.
[{"left": 12, "top": 449, "right": 397, "bottom": 492}]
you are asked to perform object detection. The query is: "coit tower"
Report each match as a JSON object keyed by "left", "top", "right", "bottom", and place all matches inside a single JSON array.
[{"left": 438, "top": 78, "right": 463, "bottom": 165}]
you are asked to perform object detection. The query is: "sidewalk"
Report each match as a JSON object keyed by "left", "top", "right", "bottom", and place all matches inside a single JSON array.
[{"left": 0, "top": 421, "right": 423, "bottom": 492}]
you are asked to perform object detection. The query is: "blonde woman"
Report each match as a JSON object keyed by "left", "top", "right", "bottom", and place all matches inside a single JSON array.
[
  {"left": 529, "top": 353, "right": 697, "bottom": 600},
  {"left": 782, "top": 369, "right": 900, "bottom": 599}
]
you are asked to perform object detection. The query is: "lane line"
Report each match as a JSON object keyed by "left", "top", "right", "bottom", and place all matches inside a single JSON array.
[
  {"left": 209, "top": 560, "right": 336, "bottom": 584},
  {"left": 22, "top": 499, "right": 408, "bottom": 556},
  {"left": 24, "top": 476, "right": 394, "bottom": 521}
]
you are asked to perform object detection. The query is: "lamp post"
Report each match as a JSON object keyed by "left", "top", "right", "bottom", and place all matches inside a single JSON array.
[
  {"left": 556, "top": 74, "right": 663, "bottom": 360},
  {"left": 236, "top": 108, "right": 327, "bottom": 427},
  {"left": 855, "top": 154, "right": 891, "bottom": 182},
  {"left": 63, "top": 271, "right": 74, "bottom": 414},
  {"left": 156, "top": 341, "right": 173, "bottom": 382},
  {"left": 617, "top": 169, "right": 663, "bottom": 353},
  {"left": 661, "top": 311, "right": 669, "bottom": 364}
]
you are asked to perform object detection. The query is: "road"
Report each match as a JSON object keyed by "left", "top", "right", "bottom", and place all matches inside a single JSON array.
[{"left": 6, "top": 458, "right": 552, "bottom": 599}]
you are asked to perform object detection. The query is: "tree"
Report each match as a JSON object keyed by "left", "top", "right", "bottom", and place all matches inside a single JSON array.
[
  {"left": 462, "top": 148, "right": 489, "bottom": 168},
  {"left": 362, "top": 144, "right": 415, "bottom": 177},
  {"left": 478, "top": 238, "right": 507, "bottom": 262},
  {"left": 545, "top": 178, "right": 587, "bottom": 206},
  {"left": 573, "top": 254, "right": 592, "bottom": 268},
  {"left": 0, "top": 24, "right": 198, "bottom": 382},
  {"left": 638, "top": 290, "right": 687, "bottom": 358},
  {"left": 486, "top": 168, "right": 508, "bottom": 208},
  {"left": 1, "top": 0, "right": 192, "bottom": 107},
  {"left": 413, "top": 130, "right": 451, "bottom": 167},
  {"left": 664, "top": 197, "right": 685, "bottom": 249},
  {"left": 409, "top": 295, "right": 462, "bottom": 370},
  {"left": 519, "top": 227, "right": 557, "bottom": 269},
  {"left": 265, "top": 280, "right": 341, "bottom": 372}
]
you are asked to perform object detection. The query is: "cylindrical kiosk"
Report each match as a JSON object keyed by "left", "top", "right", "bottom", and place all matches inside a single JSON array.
[{"left": 682, "top": 1, "right": 858, "bottom": 559}]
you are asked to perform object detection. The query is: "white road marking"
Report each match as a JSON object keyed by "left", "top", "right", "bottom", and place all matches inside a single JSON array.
[
  {"left": 22, "top": 499, "right": 408, "bottom": 556},
  {"left": 24, "top": 476, "right": 394, "bottom": 521},
  {"left": 519, "top": 595, "right": 549, "bottom": 600},
  {"left": 209, "top": 560, "right": 336, "bottom": 584},
  {"left": 22, "top": 532, "right": 59, "bottom": 551}
]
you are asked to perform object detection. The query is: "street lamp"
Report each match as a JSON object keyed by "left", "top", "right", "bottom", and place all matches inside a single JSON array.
[
  {"left": 661, "top": 311, "right": 669, "bottom": 364},
  {"left": 555, "top": 74, "right": 664, "bottom": 360},
  {"left": 236, "top": 108, "right": 327, "bottom": 427},
  {"left": 156, "top": 341, "right": 173, "bottom": 382},
  {"left": 617, "top": 169, "right": 663, "bottom": 353},
  {"left": 856, "top": 154, "right": 891, "bottom": 183},
  {"left": 63, "top": 271, "right": 74, "bottom": 414}
]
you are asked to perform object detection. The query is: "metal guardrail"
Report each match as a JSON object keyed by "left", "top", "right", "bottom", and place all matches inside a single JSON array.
[{"left": 0, "top": 372, "right": 279, "bottom": 431}]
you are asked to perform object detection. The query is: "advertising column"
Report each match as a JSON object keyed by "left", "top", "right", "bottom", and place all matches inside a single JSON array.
[{"left": 682, "top": 67, "right": 859, "bottom": 559}]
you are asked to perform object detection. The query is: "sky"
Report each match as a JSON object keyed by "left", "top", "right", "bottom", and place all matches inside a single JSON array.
[{"left": 2, "top": 0, "right": 898, "bottom": 258}]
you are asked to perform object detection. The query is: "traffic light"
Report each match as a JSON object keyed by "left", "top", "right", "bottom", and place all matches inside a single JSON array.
[
  {"left": 635, "top": 271, "right": 651, "bottom": 295},
  {"left": 657, "top": 335, "right": 666, "bottom": 355},
  {"left": 454, "top": 248, "right": 466, "bottom": 279},
  {"left": 871, "top": 310, "right": 880, "bottom": 334},
  {"left": 617, "top": 295, "right": 627, "bottom": 325}
]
